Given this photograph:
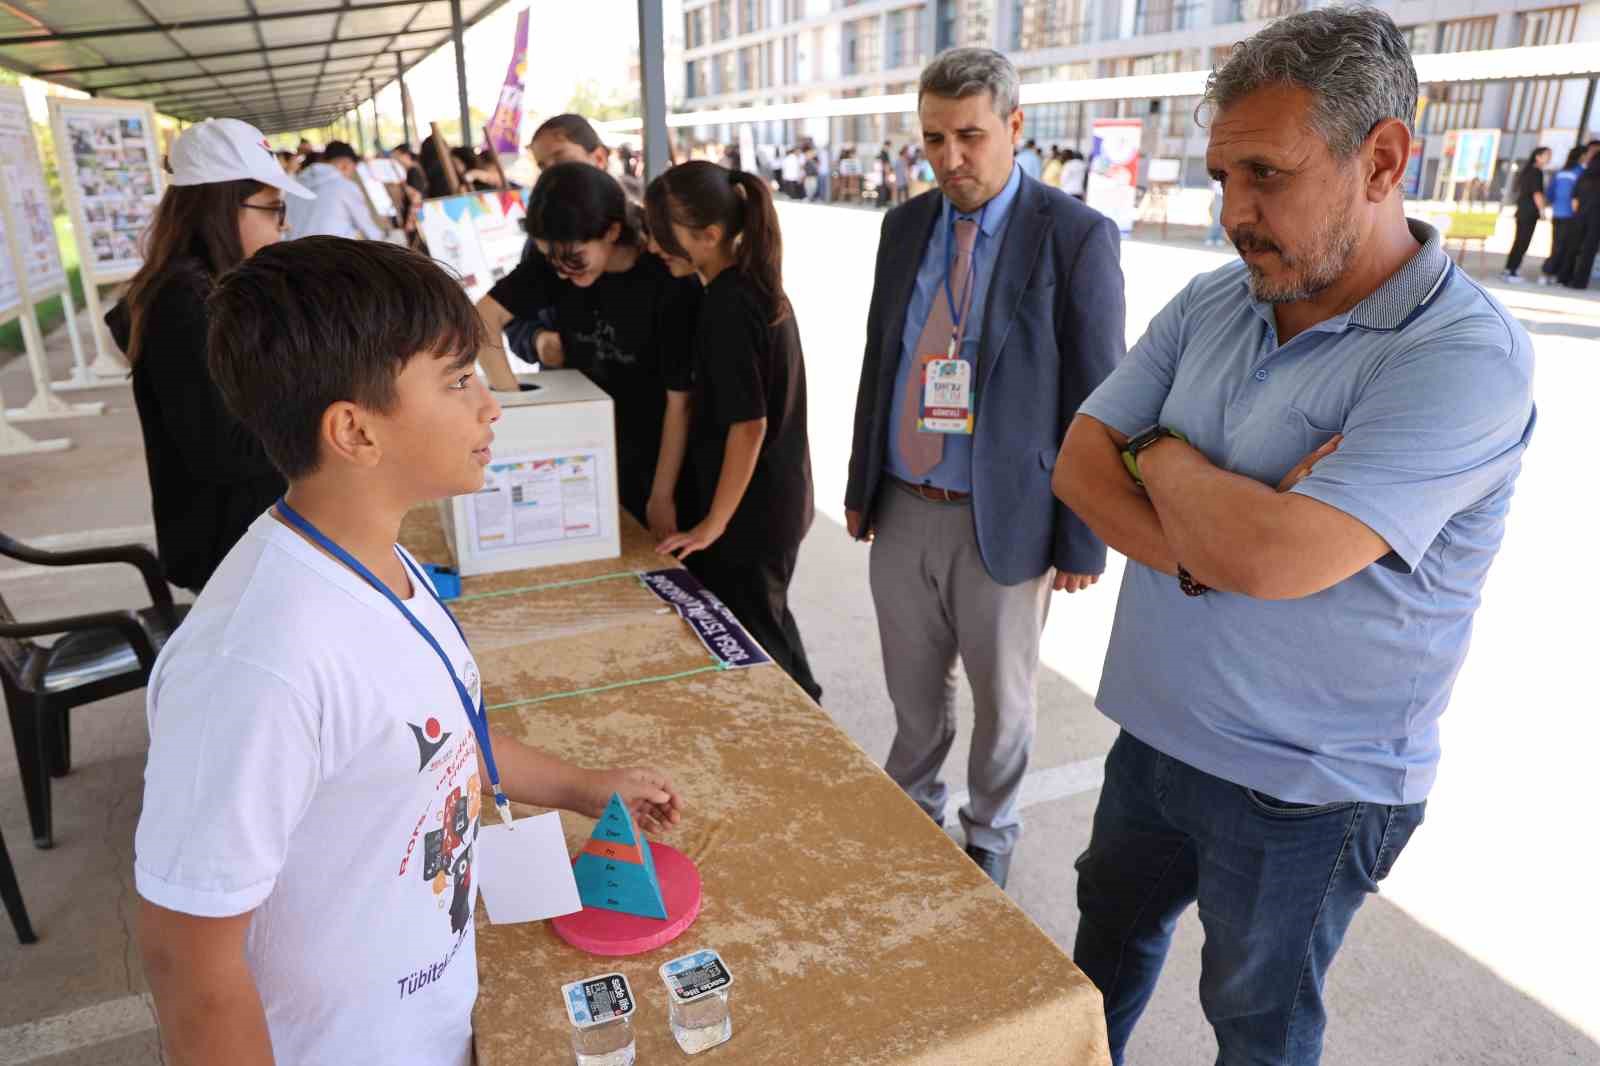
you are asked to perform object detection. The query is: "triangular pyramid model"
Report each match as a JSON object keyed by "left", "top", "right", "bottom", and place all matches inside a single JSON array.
[{"left": 572, "top": 793, "right": 668, "bottom": 920}]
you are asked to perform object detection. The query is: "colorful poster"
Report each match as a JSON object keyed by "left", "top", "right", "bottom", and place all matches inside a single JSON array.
[
  {"left": 482, "top": 8, "right": 530, "bottom": 158},
  {"left": 51, "top": 100, "right": 163, "bottom": 280},
  {"left": 1087, "top": 118, "right": 1142, "bottom": 236},
  {"left": 468, "top": 451, "right": 603, "bottom": 552},
  {"left": 417, "top": 188, "right": 531, "bottom": 302},
  {"left": 1404, "top": 139, "right": 1425, "bottom": 198},
  {"left": 0, "top": 87, "right": 68, "bottom": 317}
]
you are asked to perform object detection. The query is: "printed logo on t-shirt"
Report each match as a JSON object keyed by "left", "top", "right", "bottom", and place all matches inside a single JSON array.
[
  {"left": 574, "top": 319, "right": 636, "bottom": 366},
  {"left": 461, "top": 661, "right": 480, "bottom": 705},
  {"left": 393, "top": 723, "right": 481, "bottom": 1000},
  {"left": 407, "top": 717, "right": 452, "bottom": 771}
]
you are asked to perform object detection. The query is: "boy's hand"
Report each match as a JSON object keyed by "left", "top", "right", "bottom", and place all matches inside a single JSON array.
[{"left": 584, "top": 767, "right": 684, "bottom": 834}]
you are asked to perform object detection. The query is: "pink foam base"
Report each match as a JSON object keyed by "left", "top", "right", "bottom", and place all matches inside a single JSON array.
[{"left": 550, "top": 844, "right": 702, "bottom": 957}]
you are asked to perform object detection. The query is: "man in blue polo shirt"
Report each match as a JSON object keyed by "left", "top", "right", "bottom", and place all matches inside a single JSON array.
[{"left": 1053, "top": 8, "right": 1534, "bottom": 1065}]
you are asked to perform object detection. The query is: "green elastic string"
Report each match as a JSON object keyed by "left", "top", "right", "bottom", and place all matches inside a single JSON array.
[
  {"left": 454, "top": 569, "right": 641, "bottom": 604},
  {"left": 486, "top": 662, "right": 727, "bottom": 713}
]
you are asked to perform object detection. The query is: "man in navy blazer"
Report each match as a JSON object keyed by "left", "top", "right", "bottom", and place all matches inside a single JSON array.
[{"left": 844, "top": 47, "right": 1125, "bottom": 888}]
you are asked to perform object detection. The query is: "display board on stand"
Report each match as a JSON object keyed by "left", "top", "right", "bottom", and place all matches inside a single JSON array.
[
  {"left": 0, "top": 87, "right": 102, "bottom": 455},
  {"left": 416, "top": 187, "right": 530, "bottom": 303},
  {"left": 47, "top": 96, "right": 164, "bottom": 380},
  {"left": 1087, "top": 117, "right": 1142, "bottom": 236}
]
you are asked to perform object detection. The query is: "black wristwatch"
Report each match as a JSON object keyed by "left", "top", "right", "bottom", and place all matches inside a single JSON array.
[{"left": 1121, "top": 426, "right": 1187, "bottom": 487}]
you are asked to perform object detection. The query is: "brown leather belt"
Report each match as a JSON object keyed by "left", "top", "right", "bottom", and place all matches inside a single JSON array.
[{"left": 893, "top": 477, "right": 970, "bottom": 502}]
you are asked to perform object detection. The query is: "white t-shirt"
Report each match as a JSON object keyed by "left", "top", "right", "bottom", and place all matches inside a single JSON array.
[{"left": 135, "top": 513, "right": 483, "bottom": 1066}]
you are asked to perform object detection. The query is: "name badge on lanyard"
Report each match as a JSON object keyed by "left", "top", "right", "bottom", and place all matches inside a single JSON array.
[{"left": 918, "top": 207, "right": 982, "bottom": 437}]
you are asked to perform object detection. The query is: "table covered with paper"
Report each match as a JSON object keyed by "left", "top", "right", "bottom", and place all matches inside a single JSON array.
[{"left": 399, "top": 507, "right": 1112, "bottom": 1065}]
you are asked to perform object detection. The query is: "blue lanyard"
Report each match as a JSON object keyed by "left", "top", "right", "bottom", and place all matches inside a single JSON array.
[
  {"left": 274, "top": 498, "right": 513, "bottom": 827},
  {"left": 942, "top": 202, "right": 987, "bottom": 344}
]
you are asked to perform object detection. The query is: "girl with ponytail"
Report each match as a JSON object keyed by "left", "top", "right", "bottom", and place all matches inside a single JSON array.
[{"left": 644, "top": 160, "right": 821, "bottom": 702}]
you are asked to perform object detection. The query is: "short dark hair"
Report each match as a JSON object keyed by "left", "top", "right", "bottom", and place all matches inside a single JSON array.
[
  {"left": 207, "top": 237, "right": 485, "bottom": 480},
  {"left": 531, "top": 113, "right": 602, "bottom": 153},
  {"left": 526, "top": 162, "right": 640, "bottom": 257},
  {"left": 322, "top": 140, "right": 358, "bottom": 163}
]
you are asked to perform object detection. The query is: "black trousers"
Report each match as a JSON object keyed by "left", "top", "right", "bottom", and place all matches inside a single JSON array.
[
  {"left": 689, "top": 539, "right": 822, "bottom": 703},
  {"left": 1503, "top": 212, "right": 1538, "bottom": 274},
  {"left": 1542, "top": 217, "right": 1573, "bottom": 276},
  {"left": 1565, "top": 212, "right": 1600, "bottom": 289}
]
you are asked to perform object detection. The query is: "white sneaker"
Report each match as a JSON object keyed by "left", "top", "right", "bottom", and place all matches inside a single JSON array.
[{"left": 1502, "top": 272, "right": 1526, "bottom": 284}]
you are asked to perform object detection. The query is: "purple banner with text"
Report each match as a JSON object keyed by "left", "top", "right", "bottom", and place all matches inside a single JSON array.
[{"left": 638, "top": 569, "right": 771, "bottom": 670}]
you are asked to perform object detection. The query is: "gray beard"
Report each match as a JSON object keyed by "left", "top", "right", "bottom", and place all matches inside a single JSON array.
[{"left": 1244, "top": 205, "right": 1362, "bottom": 306}]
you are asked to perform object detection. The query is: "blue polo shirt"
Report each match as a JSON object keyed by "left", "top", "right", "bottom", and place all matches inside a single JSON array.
[
  {"left": 1548, "top": 165, "right": 1582, "bottom": 219},
  {"left": 885, "top": 164, "right": 1023, "bottom": 493},
  {"left": 1078, "top": 220, "right": 1535, "bottom": 805}
]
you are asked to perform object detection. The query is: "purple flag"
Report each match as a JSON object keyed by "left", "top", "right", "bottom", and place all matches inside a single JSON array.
[{"left": 482, "top": 8, "right": 529, "bottom": 157}]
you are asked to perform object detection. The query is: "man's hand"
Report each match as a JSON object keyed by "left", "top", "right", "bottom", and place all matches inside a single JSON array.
[
  {"left": 657, "top": 517, "right": 727, "bottom": 561},
  {"left": 534, "top": 330, "right": 565, "bottom": 368},
  {"left": 581, "top": 767, "right": 684, "bottom": 834},
  {"left": 845, "top": 508, "right": 874, "bottom": 541},
  {"left": 646, "top": 494, "right": 678, "bottom": 541},
  {"left": 1053, "top": 571, "right": 1100, "bottom": 593},
  {"left": 1276, "top": 435, "right": 1342, "bottom": 493}
]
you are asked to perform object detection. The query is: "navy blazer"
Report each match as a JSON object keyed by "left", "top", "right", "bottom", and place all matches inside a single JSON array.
[{"left": 845, "top": 174, "right": 1125, "bottom": 585}]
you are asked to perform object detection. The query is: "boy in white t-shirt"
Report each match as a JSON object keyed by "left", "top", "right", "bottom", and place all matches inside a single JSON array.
[{"left": 133, "top": 236, "right": 684, "bottom": 1066}]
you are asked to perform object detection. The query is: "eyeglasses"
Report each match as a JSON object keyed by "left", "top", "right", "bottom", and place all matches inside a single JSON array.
[{"left": 242, "top": 202, "right": 288, "bottom": 226}]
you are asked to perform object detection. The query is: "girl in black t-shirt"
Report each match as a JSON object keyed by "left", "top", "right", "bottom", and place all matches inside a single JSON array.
[
  {"left": 1501, "top": 146, "right": 1550, "bottom": 282},
  {"left": 474, "top": 163, "right": 700, "bottom": 531},
  {"left": 645, "top": 161, "right": 821, "bottom": 702}
]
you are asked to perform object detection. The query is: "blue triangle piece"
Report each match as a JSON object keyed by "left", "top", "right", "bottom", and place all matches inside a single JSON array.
[
  {"left": 573, "top": 792, "right": 668, "bottom": 920},
  {"left": 594, "top": 794, "right": 637, "bottom": 847}
]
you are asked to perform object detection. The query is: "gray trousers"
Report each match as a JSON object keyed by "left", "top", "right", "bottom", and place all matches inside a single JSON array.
[{"left": 869, "top": 481, "right": 1051, "bottom": 854}]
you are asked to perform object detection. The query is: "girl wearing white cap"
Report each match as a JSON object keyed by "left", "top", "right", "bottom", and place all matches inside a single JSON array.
[{"left": 106, "top": 118, "right": 315, "bottom": 592}]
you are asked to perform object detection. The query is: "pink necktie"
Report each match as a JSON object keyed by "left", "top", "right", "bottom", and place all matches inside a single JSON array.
[{"left": 898, "top": 217, "right": 979, "bottom": 479}]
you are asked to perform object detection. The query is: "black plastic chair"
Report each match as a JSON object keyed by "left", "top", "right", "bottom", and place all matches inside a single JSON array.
[
  {"left": 0, "top": 532, "right": 186, "bottom": 849},
  {"left": 1, "top": 822, "right": 35, "bottom": 943}
]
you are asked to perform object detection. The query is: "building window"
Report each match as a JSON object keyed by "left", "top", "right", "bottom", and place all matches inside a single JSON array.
[
  {"left": 782, "top": 34, "right": 800, "bottom": 83},
  {"left": 1420, "top": 16, "right": 1496, "bottom": 135},
  {"left": 1012, "top": 0, "right": 1091, "bottom": 49},
  {"left": 685, "top": 9, "right": 706, "bottom": 48},
  {"left": 714, "top": 0, "right": 733, "bottom": 41},
  {"left": 738, "top": 0, "right": 762, "bottom": 34},
  {"left": 842, "top": 16, "right": 881, "bottom": 76},
  {"left": 1133, "top": 0, "right": 1201, "bottom": 36},
  {"left": 1222, "top": 0, "right": 1306, "bottom": 23},
  {"left": 1502, "top": 6, "right": 1579, "bottom": 133}
]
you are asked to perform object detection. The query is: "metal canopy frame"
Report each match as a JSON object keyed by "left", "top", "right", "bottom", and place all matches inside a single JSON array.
[{"left": 0, "top": 0, "right": 517, "bottom": 135}]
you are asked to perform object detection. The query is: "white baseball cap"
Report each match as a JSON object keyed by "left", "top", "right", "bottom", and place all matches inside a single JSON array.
[{"left": 168, "top": 118, "right": 314, "bottom": 199}]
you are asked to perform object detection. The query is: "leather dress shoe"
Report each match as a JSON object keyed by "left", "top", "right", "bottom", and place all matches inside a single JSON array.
[{"left": 965, "top": 844, "right": 1011, "bottom": 889}]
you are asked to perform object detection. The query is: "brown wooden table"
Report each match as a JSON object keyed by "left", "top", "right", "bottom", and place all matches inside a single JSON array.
[{"left": 401, "top": 508, "right": 1111, "bottom": 1065}]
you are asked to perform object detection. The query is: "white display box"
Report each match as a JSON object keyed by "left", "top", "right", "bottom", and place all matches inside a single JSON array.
[{"left": 440, "top": 369, "right": 620, "bottom": 575}]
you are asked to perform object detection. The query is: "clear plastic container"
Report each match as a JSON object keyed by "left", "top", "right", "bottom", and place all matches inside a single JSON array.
[
  {"left": 570, "top": 1016, "right": 636, "bottom": 1066},
  {"left": 659, "top": 948, "right": 735, "bottom": 1055},
  {"left": 563, "top": 972, "right": 638, "bottom": 1066},
  {"left": 668, "top": 987, "right": 732, "bottom": 1054}
]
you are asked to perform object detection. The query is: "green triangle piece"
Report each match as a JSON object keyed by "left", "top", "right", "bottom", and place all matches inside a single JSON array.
[{"left": 573, "top": 792, "right": 668, "bottom": 920}]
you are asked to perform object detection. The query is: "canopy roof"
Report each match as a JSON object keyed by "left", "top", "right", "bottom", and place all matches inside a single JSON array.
[{"left": 0, "top": 0, "right": 512, "bottom": 134}]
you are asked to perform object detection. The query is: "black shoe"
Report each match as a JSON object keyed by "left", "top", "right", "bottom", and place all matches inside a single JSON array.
[{"left": 965, "top": 844, "right": 1012, "bottom": 889}]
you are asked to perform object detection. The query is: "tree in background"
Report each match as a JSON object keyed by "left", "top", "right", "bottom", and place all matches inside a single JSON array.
[{"left": 565, "top": 81, "right": 634, "bottom": 122}]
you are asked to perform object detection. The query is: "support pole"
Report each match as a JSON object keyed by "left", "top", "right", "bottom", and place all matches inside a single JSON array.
[
  {"left": 1579, "top": 76, "right": 1597, "bottom": 142},
  {"left": 49, "top": 282, "right": 100, "bottom": 393},
  {"left": 398, "top": 52, "right": 417, "bottom": 148},
  {"left": 370, "top": 79, "right": 382, "bottom": 149},
  {"left": 450, "top": 0, "right": 472, "bottom": 146},
  {"left": 637, "top": 0, "right": 668, "bottom": 180}
]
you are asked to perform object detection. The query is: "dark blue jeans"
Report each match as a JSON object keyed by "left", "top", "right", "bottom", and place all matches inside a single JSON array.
[{"left": 1074, "top": 731, "right": 1424, "bottom": 1066}]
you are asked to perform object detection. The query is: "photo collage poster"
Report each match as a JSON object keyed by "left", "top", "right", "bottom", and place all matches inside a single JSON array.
[
  {"left": 56, "top": 102, "right": 163, "bottom": 280},
  {"left": 0, "top": 88, "right": 67, "bottom": 320}
]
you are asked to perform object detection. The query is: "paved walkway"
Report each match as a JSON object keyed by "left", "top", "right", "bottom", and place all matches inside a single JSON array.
[{"left": 0, "top": 217, "right": 1595, "bottom": 1064}]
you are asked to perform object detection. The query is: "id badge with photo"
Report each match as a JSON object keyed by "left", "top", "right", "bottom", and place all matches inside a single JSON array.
[{"left": 918, "top": 356, "right": 974, "bottom": 435}]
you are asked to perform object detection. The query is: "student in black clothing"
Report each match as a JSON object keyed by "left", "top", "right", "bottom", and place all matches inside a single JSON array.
[
  {"left": 473, "top": 163, "right": 701, "bottom": 532},
  {"left": 1564, "top": 150, "right": 1600, "bottom": 290},
  {"left": 1500, "top": 146, "right": 1549, "bottom": 283},
  {"left": 105, "top": 117, "right": 312, "bottom": 592},
  {"left": 645, "top": 160, "right": 822, "bottom": 703}
]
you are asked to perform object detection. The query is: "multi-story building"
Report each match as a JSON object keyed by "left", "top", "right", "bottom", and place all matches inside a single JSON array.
[{"left": 679, "top": 0, "right": 1599, "bottom": 197}]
